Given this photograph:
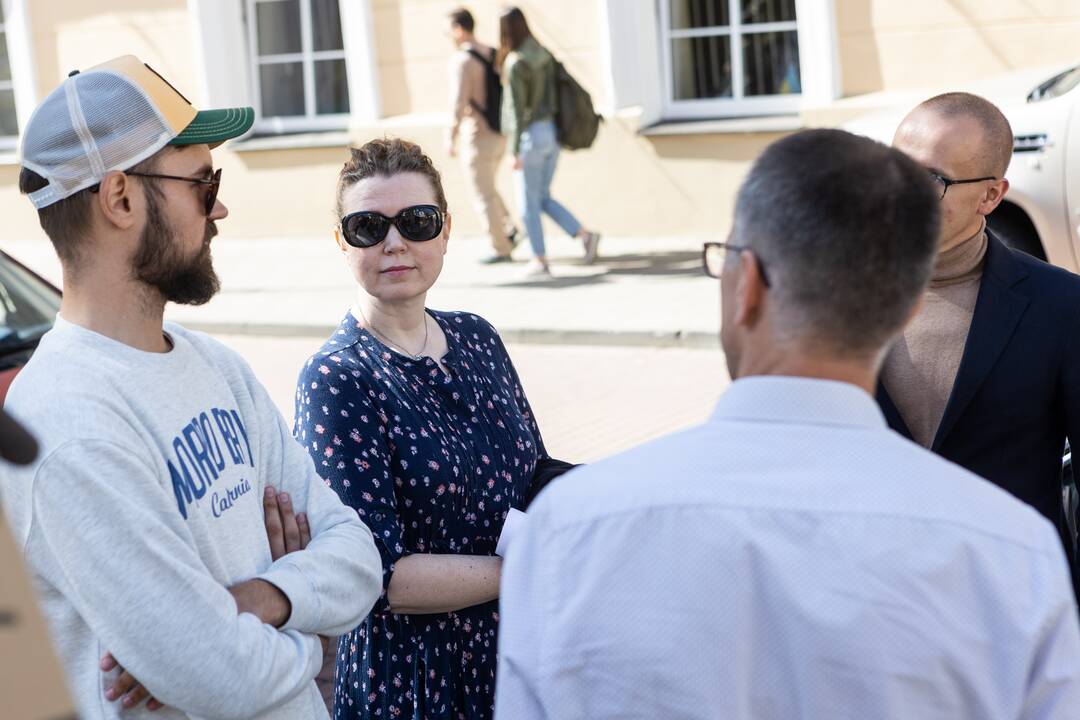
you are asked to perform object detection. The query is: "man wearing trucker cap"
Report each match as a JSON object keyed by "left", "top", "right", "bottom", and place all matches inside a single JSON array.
[{"left": 0, "top": 56, "right": 382, "bottom": 718}]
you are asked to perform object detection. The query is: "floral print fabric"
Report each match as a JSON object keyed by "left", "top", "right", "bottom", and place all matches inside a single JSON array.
[{"left": 294, "top": 309, "right": 546, "bottom": 719}]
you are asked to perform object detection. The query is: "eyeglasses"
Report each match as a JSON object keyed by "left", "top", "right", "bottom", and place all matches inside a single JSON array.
[
  {"left": 703, "top": 241, "right": 770, "bottom": 286},
  {"left": 92, "top": 168, "right": 222, "bottom": 216},
  {"left": 340, "top": 205, "right": 445, "bottom": 248},
  {"left": 126, "top": 168, "right": 221, "bottom": 215},
  {"left": 928, "top": 170, "right": 996, "bottom": 200}
]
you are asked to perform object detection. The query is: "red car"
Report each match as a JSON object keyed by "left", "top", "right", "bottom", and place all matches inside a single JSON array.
[{"left": 0, "top": 249, "right": 61, "bottom": 403}]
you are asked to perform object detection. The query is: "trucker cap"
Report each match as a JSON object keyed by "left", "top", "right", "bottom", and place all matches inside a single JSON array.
[{"left": 20, "top": 55, "right": 254, "bottom": 209}]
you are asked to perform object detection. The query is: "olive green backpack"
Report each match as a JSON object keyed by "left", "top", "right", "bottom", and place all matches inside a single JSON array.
[{"left": 553, "top": 61, "right": 602, "bottom": 150}]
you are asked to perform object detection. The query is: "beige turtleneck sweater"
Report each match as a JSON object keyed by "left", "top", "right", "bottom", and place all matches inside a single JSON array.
[{"left": 881, "top": 223, "right": 988, "bottom": 448}]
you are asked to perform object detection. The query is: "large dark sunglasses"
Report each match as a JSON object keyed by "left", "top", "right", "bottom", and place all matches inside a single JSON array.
[
  {"left": 340, "top": 205, "right": 445, "bottom": 248},
  {"left": 92, "top": 168, "right": 222, "bottom": 216}
]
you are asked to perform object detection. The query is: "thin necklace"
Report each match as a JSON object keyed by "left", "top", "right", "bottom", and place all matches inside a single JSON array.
[{"left": 356, "top": 304, "right": 429, "bottom": 361}]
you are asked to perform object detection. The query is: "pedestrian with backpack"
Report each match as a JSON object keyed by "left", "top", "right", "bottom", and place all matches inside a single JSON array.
[
  {"left": 498, "top": 6, "right": 601, "bottom": 276},
  {"left": 447, "top": 7, "right": 520, "bottom": 265}
]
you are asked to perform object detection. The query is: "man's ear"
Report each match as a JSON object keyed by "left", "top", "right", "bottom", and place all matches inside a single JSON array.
[
  {"left": 732, "top": 249, "right": 767, "bottom": 328},
  {"left": 96, "top": 171, "right": 139, "bottom": 231},
  {"left": 978, "top": 177, "right": 1009, "bottom": 217}
]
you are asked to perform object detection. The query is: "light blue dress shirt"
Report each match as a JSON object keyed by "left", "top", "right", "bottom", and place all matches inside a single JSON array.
[{"left": 496, "top": 376, "right": 1080, "bottom": 719}]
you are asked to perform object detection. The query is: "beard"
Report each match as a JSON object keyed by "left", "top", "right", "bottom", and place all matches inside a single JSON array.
[{"left": 131, "top": 189, "right": 221, "bottom": 306}]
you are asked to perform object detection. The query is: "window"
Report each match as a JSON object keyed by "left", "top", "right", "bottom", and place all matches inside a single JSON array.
[
  {"left": 661, "top": 0, "right": 802, "bottom": 119},
  {"left": 246, "top": 0, "right": 350, "bottom": 132},
  {"left": 0, "top": 3, "right": 20, "bottom": 144}
]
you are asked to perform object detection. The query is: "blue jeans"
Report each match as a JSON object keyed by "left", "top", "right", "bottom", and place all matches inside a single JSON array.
[{"left": 515, "top": 120, "right": 582, "bottom": 257}]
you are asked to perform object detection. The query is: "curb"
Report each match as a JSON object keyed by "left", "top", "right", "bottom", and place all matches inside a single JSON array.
[{"left": 180, "top": 321, "right": 720, "bottom": 350}]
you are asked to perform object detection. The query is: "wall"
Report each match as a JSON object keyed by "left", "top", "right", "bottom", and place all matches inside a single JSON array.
[
  {"left": 5, "top": 1, "right": 1079, "bottom": 245},
  {"left": 373, "top": 0, "right": 607, "bottom": 118},
  {"left": 218, "top": 0, "right": 771, "bottom": 240},
  {"left": 837, "top": 0, "right": 1080, "bottom": 96},
  {"left": 2, "top": 0, "right": 196, "bottom": 243}
]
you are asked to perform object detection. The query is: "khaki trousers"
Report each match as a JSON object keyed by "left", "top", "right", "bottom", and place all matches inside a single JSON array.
[{"left": 459, "top": 119, "right": 514, "bottom": 255}]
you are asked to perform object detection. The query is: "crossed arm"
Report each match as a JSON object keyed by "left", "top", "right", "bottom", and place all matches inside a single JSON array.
[{"left": 102, "top": 488, "right": 322, "bottom": 712}]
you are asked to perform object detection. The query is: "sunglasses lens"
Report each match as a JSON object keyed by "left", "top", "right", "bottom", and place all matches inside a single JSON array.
[
  {"left": 205, "top": 170, "right": 221, "bottom": 215},
  {"left": 344, "top": 213, "right": 389, "bottom": 248},
  {"left": 397, "top": 206, "right": 443, "bottom": 242}
]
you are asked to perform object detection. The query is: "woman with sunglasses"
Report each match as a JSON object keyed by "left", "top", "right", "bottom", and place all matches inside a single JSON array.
[
  {"left": 294, "top": 138, "right": 552, "bottom": 720},
  {"left": 498, "top": 6, "right": 600, "bottom": 276}
]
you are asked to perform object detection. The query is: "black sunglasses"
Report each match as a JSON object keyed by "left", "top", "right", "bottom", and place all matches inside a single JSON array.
[
  {"left": 92, "top": 168, "right": 222, "bottom": 216},
  {"left": 340, "top": 205, "right": 445, "bottom": 248}
]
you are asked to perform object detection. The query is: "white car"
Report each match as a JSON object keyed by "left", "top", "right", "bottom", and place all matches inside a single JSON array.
[{"left": 843, "top": 63, "right": 1080, "bottom": 273}]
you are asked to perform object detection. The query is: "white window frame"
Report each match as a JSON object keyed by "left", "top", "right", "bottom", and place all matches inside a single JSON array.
[
  {"left": 603, "top": 0, "right": 838, "bottom": 127},
  {"left": 188, "top": 0, "right": 380, "bottom": 136},
  {"left": 660, "top": 0, "right": 801, "bottom": 119},
  {"left": 245, "top": 0, "right": 350, "bottom": 133},
  {"left": 0, "top": 0, "right": 35, "bottom": 153}
]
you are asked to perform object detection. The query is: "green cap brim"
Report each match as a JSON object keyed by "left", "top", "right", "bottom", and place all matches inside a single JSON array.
[{"left": 169, "top": 107, "right": 254, "bottom": 147}]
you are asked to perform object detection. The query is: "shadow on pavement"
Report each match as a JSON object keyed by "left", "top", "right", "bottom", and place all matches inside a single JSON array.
[
  {"left": 496, "top": 274, "right": 610, "bottom": 289},
  {"left": 599, "top": 250, "right": 702, "bottom": 278},
  {"left": 494, "top": 250, "right": 703, "bottom": 289}
]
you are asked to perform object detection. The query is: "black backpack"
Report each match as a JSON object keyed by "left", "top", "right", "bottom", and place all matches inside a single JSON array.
[
  {"left": 553, "top": 61, "right": 602, "bottom": 150},
  {"left": 466, "top": 47, "right": 502, "bottom": 133}
]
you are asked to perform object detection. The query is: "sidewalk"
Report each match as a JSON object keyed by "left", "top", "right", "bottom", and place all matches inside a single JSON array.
[{"left": 2, "top": 232, "right": 721, "bottom": 348}]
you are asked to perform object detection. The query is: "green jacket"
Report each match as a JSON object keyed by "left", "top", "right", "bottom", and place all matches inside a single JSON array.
[{"left": 501, "top": 36, "right": 556, "bottom": 156}]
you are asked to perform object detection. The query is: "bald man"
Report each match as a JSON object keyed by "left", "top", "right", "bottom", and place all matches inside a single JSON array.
[{"left": 882, "top": 91, "right": 1080, "bottom": 602}]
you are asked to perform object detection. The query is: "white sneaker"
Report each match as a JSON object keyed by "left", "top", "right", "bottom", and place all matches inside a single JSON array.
[
  {"left": 582, "top": 232, "right": 601, "bottom": 265},
  {"left": 525, "top": 259, "right": 552, "bottom": 277}
]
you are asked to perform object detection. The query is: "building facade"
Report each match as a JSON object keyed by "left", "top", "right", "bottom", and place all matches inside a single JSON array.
[{"left": 0, "top": 0, "right": 1078, "bottom": 243}]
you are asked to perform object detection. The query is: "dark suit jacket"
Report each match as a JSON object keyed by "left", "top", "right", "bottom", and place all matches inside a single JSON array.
[{"left": 878, "top": 232, "right": 1080, "bottom": 566}]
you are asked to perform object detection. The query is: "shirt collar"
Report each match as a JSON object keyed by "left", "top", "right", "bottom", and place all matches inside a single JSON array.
[{"left": 711, "top": 376, "right": 887, "bottom": 430}]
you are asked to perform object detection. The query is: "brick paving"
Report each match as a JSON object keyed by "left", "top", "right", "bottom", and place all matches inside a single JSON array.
[{"left": 213, "top": 334, "right": 729, "bottom": 463}]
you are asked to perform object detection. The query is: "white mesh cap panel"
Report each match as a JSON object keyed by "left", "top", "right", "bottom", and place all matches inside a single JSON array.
[{"left": 22, "top": 70, "right": 174, "bottom": 209}]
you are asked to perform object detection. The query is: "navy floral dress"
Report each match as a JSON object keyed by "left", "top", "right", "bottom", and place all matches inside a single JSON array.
[{"left": 294, "top": 309, "right": 546, "bottom": 720}]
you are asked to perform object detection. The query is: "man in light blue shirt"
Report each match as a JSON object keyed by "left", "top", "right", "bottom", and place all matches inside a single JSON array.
[{"left": 495, "top": 129, "right": 1080, "bottom": 719}]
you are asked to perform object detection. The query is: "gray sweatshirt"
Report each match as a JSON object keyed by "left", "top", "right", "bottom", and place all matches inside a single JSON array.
[{"left": 0, "top": 316, "right": 382, "bottom": 719}]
